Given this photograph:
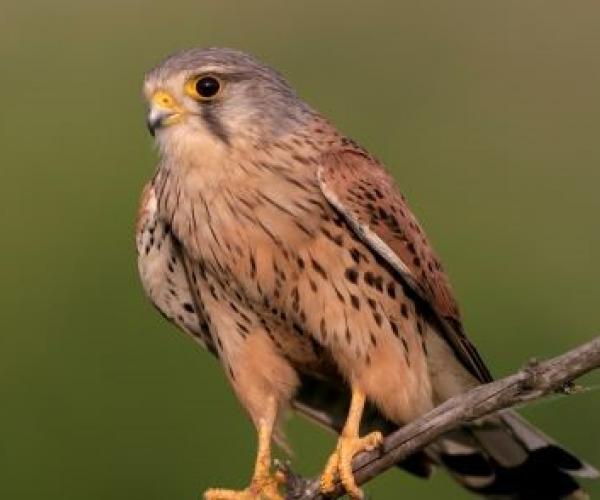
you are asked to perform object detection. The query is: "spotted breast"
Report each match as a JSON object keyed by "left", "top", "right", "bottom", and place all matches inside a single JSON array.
[{"left": 136, "top": 180, "right": 215, "bottom": 353}]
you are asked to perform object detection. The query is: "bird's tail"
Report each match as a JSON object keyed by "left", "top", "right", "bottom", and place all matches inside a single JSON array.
[
  {"left": 292, "top": 375, "right": 597, "bottom": 498},
  {"left": 430, "top": 410, "right": 598, "bottom": 499}
]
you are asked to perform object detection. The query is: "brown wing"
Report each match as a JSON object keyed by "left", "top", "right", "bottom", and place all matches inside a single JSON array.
[{"left": 318, "top": 147, "right": 492, "bottom": 383}]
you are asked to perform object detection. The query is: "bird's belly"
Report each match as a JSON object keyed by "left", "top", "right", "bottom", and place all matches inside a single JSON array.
[
  {"left": 159, "top": 172, "right": 436, "bottom": 423},
  {"left": 137, "top": 211, "right": 213, "bottom": 351}
]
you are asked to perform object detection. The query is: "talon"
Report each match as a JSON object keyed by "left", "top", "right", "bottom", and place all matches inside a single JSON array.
[
  {"left": 204, "top": 488, "right": 249, "bottom": 500},
  {"left": 205, "top": 398, "right": 282, "bottom": 499},
  {"left": 318, "top": 389, "right": 382, "bottom": 499},
  {"left": 320, "top": 444, "right": 342, "bottom": 493},
  {"left": 320, "top": 431, "right": 383, "bottom": 499},
  {"left": 204, "top": 472, "right": 283, "bottom": 500},
  {"left": 273, "top": 469, "right": 286, "bottom": 485}
]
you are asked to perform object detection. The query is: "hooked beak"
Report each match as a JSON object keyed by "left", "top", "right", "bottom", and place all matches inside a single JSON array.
[{"left": 147, "top": 90, "right": 185, "bottom": 136}]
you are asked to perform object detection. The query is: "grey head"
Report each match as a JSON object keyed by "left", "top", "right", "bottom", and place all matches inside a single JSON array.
[{"left": 143, "top": 47, "right": 313, "bottom": 145}]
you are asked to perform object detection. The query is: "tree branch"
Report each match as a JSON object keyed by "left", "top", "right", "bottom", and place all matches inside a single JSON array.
[{"left": 282, "top": 336, "right": 600, "bottom": 500}]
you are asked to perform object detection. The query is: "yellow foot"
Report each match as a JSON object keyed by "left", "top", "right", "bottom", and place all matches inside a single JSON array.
[
  {"left": 204, "top": 472, "right": 284, "bottom": 500},
  {"left": 320, "top": 431, "right": 383, "bottom": 499}
]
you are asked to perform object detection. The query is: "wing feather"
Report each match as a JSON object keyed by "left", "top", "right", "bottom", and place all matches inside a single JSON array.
[{"left": 318, "top": 147, "right": 493, "bottom": 383}]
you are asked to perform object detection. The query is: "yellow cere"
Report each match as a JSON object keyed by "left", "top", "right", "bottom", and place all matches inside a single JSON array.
[{"left": 151, "top": 90, "right": 181, "bottom": 111}]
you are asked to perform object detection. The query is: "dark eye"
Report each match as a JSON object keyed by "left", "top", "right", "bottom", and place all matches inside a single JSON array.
[{"left": 193, "top": 76, "right": 221, "bottom": 99}]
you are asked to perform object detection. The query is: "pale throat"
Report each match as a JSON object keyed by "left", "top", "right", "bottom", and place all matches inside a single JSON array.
[{"left": 156, "top": 123, "right": 264, "bottom": 207}]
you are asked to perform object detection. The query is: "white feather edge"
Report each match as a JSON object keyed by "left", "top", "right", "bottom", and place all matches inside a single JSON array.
[{"left": 317, "top": 166, "right": 418, "bottom": 288}]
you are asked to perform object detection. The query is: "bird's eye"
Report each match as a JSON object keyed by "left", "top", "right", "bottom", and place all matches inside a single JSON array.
[{"left": 186, "top": 75, "right": 222, "bottom": 101}]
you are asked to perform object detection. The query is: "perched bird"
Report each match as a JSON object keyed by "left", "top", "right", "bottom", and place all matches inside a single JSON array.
[{"left": 136, "top": 47, "right": 596, "bottom": 499}]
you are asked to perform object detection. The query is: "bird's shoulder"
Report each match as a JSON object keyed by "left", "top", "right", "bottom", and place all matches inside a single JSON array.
[
  {"left": 317, "top": 142, "right": 492, "bottom": 382},
  {"left": 319, "top": 144, "right": 461, "bottom": 326}
]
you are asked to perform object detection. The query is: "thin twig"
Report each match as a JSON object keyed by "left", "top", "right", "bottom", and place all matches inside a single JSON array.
[{"left": 283, "top": 336, "right": 600, "bottom": 500}]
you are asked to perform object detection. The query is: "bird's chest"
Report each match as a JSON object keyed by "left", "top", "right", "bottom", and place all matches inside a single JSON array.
[
  {"left": 208, "top": 203, "right": 320, "bottom": 306},
  {"left": 161, "top": 167, "right": 326, "bottom": 308},
  {"left": 171, "top": 184, "right": 347, "bottom": 379},
  {"left": 136, "top": 196, "right": 213, "bottom": 350}
]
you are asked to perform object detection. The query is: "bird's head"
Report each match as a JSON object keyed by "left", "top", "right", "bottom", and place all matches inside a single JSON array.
[{"left": 143, "top": 47, "right": 312, "bottom": 153}]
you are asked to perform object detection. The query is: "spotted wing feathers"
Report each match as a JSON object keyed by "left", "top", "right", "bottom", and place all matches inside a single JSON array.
[{"left": 318, "top": 147, "right": 492, "bottom": 383}]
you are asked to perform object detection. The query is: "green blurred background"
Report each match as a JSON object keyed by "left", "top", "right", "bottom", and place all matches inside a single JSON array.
[{"left": 2, "top": 1, "right": 599, "bottom": 498}]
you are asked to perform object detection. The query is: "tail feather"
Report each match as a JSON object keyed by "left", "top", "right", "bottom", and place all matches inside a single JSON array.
[
  {"left": 501, "top": 411, "right": 598, "bottom": 478},
  {"left": 291, "top": 375, "right": 596, "bottom": 498},
  {"left": 432, "top": 410, "right": 598, "bottom": 499}
]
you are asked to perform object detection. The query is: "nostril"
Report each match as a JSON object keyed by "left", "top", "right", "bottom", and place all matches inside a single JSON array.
[{"left": 151, "top": 90, "right": 177, "bottom": 109}]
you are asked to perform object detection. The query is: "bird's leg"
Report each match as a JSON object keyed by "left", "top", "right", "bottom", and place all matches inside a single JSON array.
[
  {"left": 319, "top": 388, "right": 383, "bottom": 499},
  {"left": 204, "top": 397, "right": 283, "bottom": 500}
]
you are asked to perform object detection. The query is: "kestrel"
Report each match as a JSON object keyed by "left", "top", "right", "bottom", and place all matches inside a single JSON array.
[{"left": 136, "top": 47, "right": 596, "bottom": 499}]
